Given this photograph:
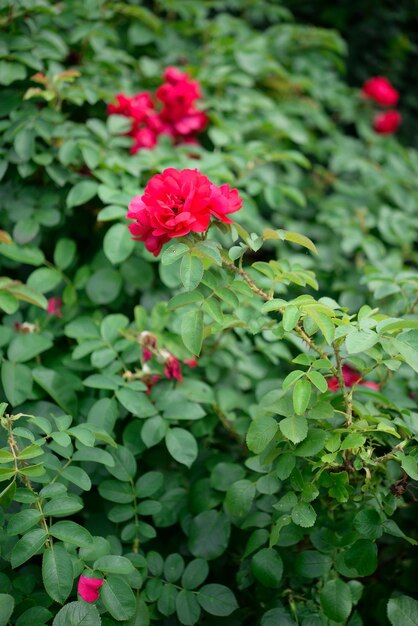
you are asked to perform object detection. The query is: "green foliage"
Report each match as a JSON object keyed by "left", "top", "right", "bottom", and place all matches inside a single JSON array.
[{"left": 0, "top": 1, "right": 417, "bottom": 625}]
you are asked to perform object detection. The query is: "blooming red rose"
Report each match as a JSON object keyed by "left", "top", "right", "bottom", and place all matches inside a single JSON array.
[
  {"left": 127, "top": 168, "right": 243, "bottom": 255},
  {"left": 164, "top": 355, "right": 183, "bottom": 382},
  {"left": 373, "top": 110, "right": 402, "bottom": 135},
  {"left": 77, "top": 575, "right": 104, "bottom": 603},
  {"left": 130, "top": 127, "right": 158, "bottom": 154},
  {"left": 362, "top": 76, "right": 399, "bottom": 107},
  {"left": 156, "top": 67, "right": 207, "bottom": 140},
  {"left": 108, "top": 92, "right": 154, "bottom": 128},
  {"left": 327, "top": 365, "right": 379, "bottom": 392},
  {"left": 47, "top": 297, "right": 63, "bottom": 318}
]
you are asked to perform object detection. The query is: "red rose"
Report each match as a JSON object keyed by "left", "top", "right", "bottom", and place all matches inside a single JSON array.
[
  {"left": 77, "top": 576, "right": 104, "bottom": 603},
  {"left": 130, "top": 127, "right": 158, "bottom": 154},
  {"left": 373, "top": 110, "right": 402, "bottom": 135},
  {"left": 127, "top": 168, "right": 242, "bottom": 255},
  {"left": 108, "top": 92, "right": 154, "bottom": 128},
  {"left": 362, "top": 77, "right": 399, "bottom": 107},
  {"left": 327, "top": 365, "right": 379, "bottom": 392}
]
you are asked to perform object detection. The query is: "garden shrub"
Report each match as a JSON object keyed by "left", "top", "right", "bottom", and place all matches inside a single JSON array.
[{"left": 0, "top": 1, "right": 417, "bottom": 625}]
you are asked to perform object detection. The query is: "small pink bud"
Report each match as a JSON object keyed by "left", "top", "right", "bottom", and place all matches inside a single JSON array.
[
  {"left": 184, "top": 358, "right": 198, "bottom": 368},
  {"left": 78, "top": 575, "right": 104, "bottom": 603},
  {"left": 47, "top": 297, "right": 63, "bottom": 318}
]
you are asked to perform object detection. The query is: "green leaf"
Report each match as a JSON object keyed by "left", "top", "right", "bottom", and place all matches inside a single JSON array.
[
  {"left": 101, "top": 575, "right": 136, "bottom": 621},
  {"left": 181, "top": 309, "right": 204, "bottom": 356},
  {"left": 304, "top": 307, "right": 335, "bottom": 344},
  {"left": 346, "top": 330, "right": 378, "bottom": 354},
  {"left": 387, "top": 595, "right": 418, "bottom": 626},
  {"left": 11, "top": 528, "right": 48, "bottom": 568},
  {"left": 180, "top": 255, "right": 204, "bottom": 291},
  {"left": 283, "top": 305, "right": 300, "bottom": 331},
  {"left": 165, "top": 428, "right": 198, "bottom": 467},
  {"left": 182, "top": 559, "right": 209, "bottom": 590},
  {"left": 161, "top": 243, "right": 189, "bottom": 266},
  {"left": 163, "top": 553, "right": 185, "bottom": 583},
  {"left": 27, "top": 268, "right": 62, "bottom": 294},
  {"left": 176, "top": 589, "right": 201, "bottom": 626},
  {"left": 43, "top": 496, "right": 83, "bottom": 517},
  {"left": 353, "top": 509, "right": 382, "bottom": 540},
  {"left": 52, "top": 602, "right": 101, "bottom": 626},
  {"left": 343, "top": 539, "right": 378, "bottom": 577},
  {"left": 8, "top": 334, "right": 52, "bottom": 363},
  {"left": 264, "top": 229, "right": 317, "bottom": 254},
  {"left": 99, "top": 480, "right": 134, "bottom": 504},
  {"left": 291, "top": 502, "right": 316, "bottom": 527},
  {"left": 86, "top": 268, "right": 122, "bottom": 304},
  {"left": 246, "top": 416, "right": 278, "bottom": 454},
  {"left": 279, "top": 416, "right": 308, "bottom": 444},
  {"left": 42, "top": 543, "right": 73, "bottom": 604},
  {"left": 54, "top": 238, "right": 76, "bottom": 270},
  {"left": 306, "top": 371, "right": 328, "bottom": 393},
  {"left": 66, "top": 180, "right": 98, "bottom": 208},
  {"left": 320, "top": 579, "right": 352, "bottom": 622},
  {"left": 340, "top": 433, "right": 366, "bottom": 450},
  {"left": 49, "top": 521, "right": 93, "bottom": 547},
  {"left": 197, "top": 584, "right": 238, "bottom": 616},
  {"left": 94, "top": 555, "right": 135, "bottom": 575},
  {"left": 0, "top": 594, "right": 14, "bottom": 626},
  {"left": 295, "top": 550, "right": 332, "bottom": 578},
  {"left": 0, "top": 480, "right": 16, "bottom": 508},
  {"left": 7, "top": 509, "right": 42, "bottom": 535},
  {"left": 202, "top": 298, "right": 224, "bottom": 324},
  {"left": 251, "top": 548, "right": 283, "bottom": 588},
  {"left": 0, "top": 243, "right": 44, "bottom": 266},
  {"left": 0, "top": 61, "right": 26, "bottom": 85},
  {"left": 32, "top": 367, "right": 77, "bottom": 416},
  {"left": 116, "top": 387, "right": 157, "bottom": 418},
  {"left": 189, "top": 510, "right": 230, "bottom": 560},
  {"left": 293, "top": 379, "right": 311, "bottom": 415},
  {"left": 225, "top": 480, "right": 256, "bottom": 519},
  {"left": 104, "top": 223, "right": 135, "bottom": 265}
]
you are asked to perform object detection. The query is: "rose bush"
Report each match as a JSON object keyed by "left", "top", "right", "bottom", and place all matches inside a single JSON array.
[{"left": 0, "top": 2, "right": 417, "bottom": 626}]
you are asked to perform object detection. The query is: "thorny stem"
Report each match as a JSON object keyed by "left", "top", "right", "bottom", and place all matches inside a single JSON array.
[
  {"left": 130, "top": 479, "right": 140, "bottom": 554},
  {"left": 6, "top": 417, "right": 50, "bottom": 543},
  {"left": 223, "top": 258, "right": 338, "bottom": 370},
  {"left": 212, "top": 404, "right": 246, "bottom": 452},
  {"left": 222, "top": 258, "right": 354, "bottom": 420}
]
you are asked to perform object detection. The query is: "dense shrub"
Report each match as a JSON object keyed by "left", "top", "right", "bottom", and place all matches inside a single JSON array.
[{"left": 0, "top": 2, "right": 417, "bottom": 625}]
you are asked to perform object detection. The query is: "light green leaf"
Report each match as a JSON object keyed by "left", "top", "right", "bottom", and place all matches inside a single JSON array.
[
  {"left": 104, "top": 223, "right": 135, "bottom": 265},
  {"left": 180, "top": 255, "right": 204, "bottom": 291},
  {"left": 181, "top": 309, "right": 204, "bottom": 356}
]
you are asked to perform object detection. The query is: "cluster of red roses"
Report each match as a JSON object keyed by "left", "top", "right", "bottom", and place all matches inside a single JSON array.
[
  {"left": 127, "top": 167, "right": 243, "bottom": 256},
  {"left": 361, "top": 76, "right": 401, "bottom": 135},
  {"left": 107, "top": 67, "right": 208, "bottom": 153}
]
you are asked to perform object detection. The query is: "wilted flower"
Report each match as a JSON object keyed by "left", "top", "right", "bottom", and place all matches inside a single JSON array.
[{"left": 164, "top": 355, "right": 183, "bottom": 382}]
